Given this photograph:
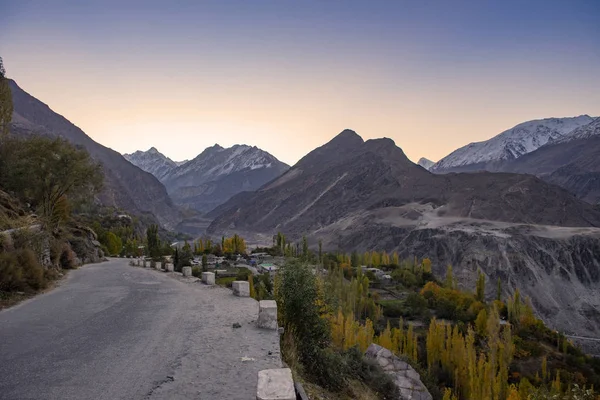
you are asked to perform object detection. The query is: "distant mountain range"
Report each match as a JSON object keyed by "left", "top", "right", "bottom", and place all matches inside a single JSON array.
[
  {"left": 430, "top": 115, "right": 600, "bottom": 204},
  {"left": 431, "top": 115, "right": 594, "bottom": 173},
  {"left": 124, "top": 144, "right": 289, "bottom": 213},
  {"left": 8, "top": 80, "right": 181, "bottom": 229}
]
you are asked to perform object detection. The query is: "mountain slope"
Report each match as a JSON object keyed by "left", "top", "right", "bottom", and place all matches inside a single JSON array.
[
  {"left": 207, "top": 130, "right": 600, "bottom": 337},
  {"left": 208, "top": 129, "right": 600, "bottom": 234},
  {"left": 432, "top": 115, "right": 594, "bottom": 173},
  {"left": 162, "top": 144, "right": 289, "bottom": 213},
  {"left": 8, "top": 80, "right": 180, "bottom": 229},
  {"left": 124, "top": 147, "right": 179, "bottom": 181},
  {"left": 501, "top": 118, "right": 600, "bottom": 204}
]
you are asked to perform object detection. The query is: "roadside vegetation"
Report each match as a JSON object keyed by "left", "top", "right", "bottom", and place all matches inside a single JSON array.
[
  {"left": 248, "top": 232, "right": 600, "bottom": 400},
  {"left": 0, "top": 57, "right": 101, "bottom": 306}
]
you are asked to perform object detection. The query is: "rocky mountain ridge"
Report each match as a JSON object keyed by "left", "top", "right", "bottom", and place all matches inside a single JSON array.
[
  {"left": 207, "top": 129, "right": 600, "bottom": 337},
  {"left": 123, "top": 147, "right": 180, "bottom": 181}
]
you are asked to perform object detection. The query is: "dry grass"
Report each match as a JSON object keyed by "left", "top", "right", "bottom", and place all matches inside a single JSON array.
[{"left": 0, "top": 270, "right": 67, "bottom": 310}]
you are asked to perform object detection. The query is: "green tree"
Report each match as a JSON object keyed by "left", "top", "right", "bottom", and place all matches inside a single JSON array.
[
  {"left": 497, "top": 277, "right": 502, "bottom": 301},
  {"left": 302, "top": 235, "right": 308, "bottom": 261},
  {"left": 476, "top": 270, "right": 485, "bottom": 302},
  {"left": 105, "top": 231, "right": 122, "bottom": 256},
  {"left": 0, "top": 56, "right": 12, "bottom": 137},
  {"left": 276, "top": 260, "right": 330, "bottom": 374},
  {"left": 201, "top": 254, "right": 208, "bottom": 271},
  {"left": 176, "top": 241, "right": 192, "bottom": 271},
  {"left": 318, "top": 240, "right": 323, "bottom": 265},
  {"left": 0, "top": 136, "right": 103, "bottom": 229},
  {"left": 146, "top": 224, "right": 160, "bottom": 259}
]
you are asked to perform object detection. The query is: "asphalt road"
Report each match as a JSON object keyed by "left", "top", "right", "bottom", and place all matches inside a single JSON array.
[{"left": 0, "top": 259, "right": 280, "bottom": 400}]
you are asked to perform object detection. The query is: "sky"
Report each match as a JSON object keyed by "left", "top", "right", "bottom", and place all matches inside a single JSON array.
[{"left": 1, "top": 0, "right": 599, "bottom": 165}]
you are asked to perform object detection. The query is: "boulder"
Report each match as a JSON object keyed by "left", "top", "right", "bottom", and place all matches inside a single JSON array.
[
  {"left": 232, "top": 281, "right": 250, "bottom": 297},
  {"left": 202, "top": 271, "right": 215, "bottom": 285},
  {"left": 257, "top": 300, "right": 278, "bottom": 330},
  {"left": 365, "top": 344, "right": 432, "bottom": 400},
  {"left": 182, "top": 266, "right": 192, "bottom": 277},
  {"left": 256, "top": 368, "right": 295, "bottom": 400}
]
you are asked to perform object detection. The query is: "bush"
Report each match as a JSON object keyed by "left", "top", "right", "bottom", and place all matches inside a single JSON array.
[
  {"left": 344, "top": 347, "right": 399, "bottom": 399},
  {"left": 277, "top": 261, "right": 331, "bottom": 379},
  {"left": 216, "top": 276, "right": 236, "bottom": 287},
  {"left": 191, "top": 266, "right": 201, "bottom": 278},
  {"left": 60, "top": 243, "right": 77, "bottom": 269},
  {"left": 405, "top": 292, "right": 428, "bottom": 316},
  {"left": 380, "top": 300, "right": 405, "bottom": 318},
  {"left": 0, "top": 248, "right": 46, "bottom": 292},
  {"left": 236, "top": 267, "right": 252, "bottom": 281}
]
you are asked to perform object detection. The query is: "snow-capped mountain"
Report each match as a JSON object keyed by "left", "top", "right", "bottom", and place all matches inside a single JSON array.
[
  {"left": 555, "top": 117, "right": 600, "bottom": 143},
  {"left": 417, "top": 157, "right": 435, "bottom": 170},
  {"left": 431, "top": 115, "right": 594, "bottom": 173},
  {"left": 124, "top": 147, "right": 180, "bottom": 181},
  {"left": 166, "top": 144, "right": 286, "bottom": 185},
  {"left": 125, "top": 144, "right": 289, "bottom": 213}
]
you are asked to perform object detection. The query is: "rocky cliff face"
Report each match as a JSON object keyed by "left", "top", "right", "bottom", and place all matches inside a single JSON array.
[
  {"left": 398, "top": 224, "right": 600, "bottom": 338},
  {"left": 8, "top": 80, "right": 181, "bottom": 229}
]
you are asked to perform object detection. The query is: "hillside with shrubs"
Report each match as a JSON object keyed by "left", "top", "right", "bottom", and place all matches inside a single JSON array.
[{"left": 247, "top": 233, "right": 600, "bottom": 400}]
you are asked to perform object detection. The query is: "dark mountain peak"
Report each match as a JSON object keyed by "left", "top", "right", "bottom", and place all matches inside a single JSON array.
[
  {"left": 329, "top": 129, "right": 364, "bottom": 146},
  {"left": 364, "top": 137, "right": 414, "bottom": 167}
]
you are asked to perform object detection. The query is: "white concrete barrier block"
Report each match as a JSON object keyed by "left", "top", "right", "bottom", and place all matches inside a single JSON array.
[
  {"left": 232, "top": 281, "right": 250, "bottom": 297},
  {"left": 143, "top": 260, "right": 147, "bottom": 268},
  {"left": 136, "top": 259, "right": 141, "bottom": 266},
  {"left": 155, "top": 261, "right": 162, "bottom": 270},
  {"left": 257, "top": 368, "right": 295, "bottom": 400},
  {"left": 257, "top": 300, "right": 278, "bottom": 330},
  {"left": 182, "top": 266, "right": 192, "bottom": 277},
  {"left": 202, "top": 271, "right": 215, "bottom": 285},
  {"left": 166, "top": 263, "right": 174, "bottom": 272}
]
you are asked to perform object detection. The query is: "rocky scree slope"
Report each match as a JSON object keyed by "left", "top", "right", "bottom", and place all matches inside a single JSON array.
[
  {"left": 208, "top": 129, "right": 600, "bottom": 337},
  {"left": 8, "top": 80, "right": 181, "bottom": 229}
]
